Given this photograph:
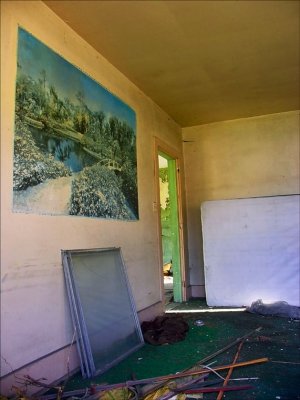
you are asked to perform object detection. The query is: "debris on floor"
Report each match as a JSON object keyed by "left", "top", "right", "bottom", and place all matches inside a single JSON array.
[
  {"left": 29, "top": 326, "right": 267, "bottom": 400},
  {"left": 246, "top": 299, "right": 300, "bottom": 319},
  {"left": 141, "top": 316, "right": 189, "bottom": 345},
  {"left": 193, "top": 320, "right": 205, "bottom": 327},
  {"left": 163, "top": 262, "right": 173, "bottom": 276},
  {"left": 35, "top": 353, "right": 266, "bottom": 400},
  {"left": 5, "top": 303, "right": 300, "bottom": 400}
]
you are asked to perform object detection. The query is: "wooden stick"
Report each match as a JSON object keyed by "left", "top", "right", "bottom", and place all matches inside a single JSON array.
[
  {"left": 181, "top": 384, "right": 253, "bottom": 394},
  {"left": 141, "top": 326, "right": 262, "bottom": 396},
  {"left": 39, "top": 358, "right": 267, "bottom": 400},
  {"left": 93, "top": 357, "right": 268, "bottom": 390},
  {"left": 193, "top": 327, "right": 262, "bottom": 368},
  {"left": 154, "top": 374, "right": 210, "bottom": 400},
  {"left": 271, "top": 360, "right": 300, "bottom": 365},
  {"left": 216, "top": 340, "right": 244, "bottom": 400}
]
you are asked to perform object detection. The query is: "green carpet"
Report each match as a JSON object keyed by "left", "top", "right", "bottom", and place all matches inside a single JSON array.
[{"left": 62, "top": 301, "right": 300, "bottom": 400}]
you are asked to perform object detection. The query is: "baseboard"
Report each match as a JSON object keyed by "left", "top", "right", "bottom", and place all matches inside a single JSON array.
[
  {"left": 0, "top": 344, "right": 80, "bottom": 397},
  {"left": 0, "top": 301, "right": 163, "bottom": 397},
  {"left": 191, "top": 285, "right": 206, "bottom": 298},
  {"left": 137, "top": 301, "right": 164, "bottom": 322}
]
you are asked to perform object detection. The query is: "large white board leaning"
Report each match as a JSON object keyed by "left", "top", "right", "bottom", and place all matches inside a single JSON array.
[{"left": 201, "top": 195, "right": 300, "bottom": 307}]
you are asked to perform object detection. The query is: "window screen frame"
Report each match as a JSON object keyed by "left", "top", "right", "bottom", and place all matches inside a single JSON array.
[{"left": 62, "top": 247, "right": 144, "bottom": 378}]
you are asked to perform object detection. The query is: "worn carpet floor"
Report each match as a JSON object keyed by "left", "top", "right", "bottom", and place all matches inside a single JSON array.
[{"left": 59, "top": 300, "right": 300, "bottom": 400}]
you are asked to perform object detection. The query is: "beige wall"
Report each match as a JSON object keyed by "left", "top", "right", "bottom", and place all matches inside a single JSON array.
[
  {"left": 183, "top": 111, "right": 300, "bottom": 297},
  {"left": 0, "top": 1, "right": 184, "bottom": 391},
  {"left": 1, "top": 0, "right": 299, "bottom": 393}
]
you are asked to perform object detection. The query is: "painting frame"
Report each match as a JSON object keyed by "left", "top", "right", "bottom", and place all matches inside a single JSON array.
[{"left": 13, "top": 27, "right": 139, "bottom": 221}]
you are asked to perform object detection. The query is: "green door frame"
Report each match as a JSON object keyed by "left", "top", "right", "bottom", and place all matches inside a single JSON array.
[{"left": 155, "top": 137, "right": 186, "bottom": 304}]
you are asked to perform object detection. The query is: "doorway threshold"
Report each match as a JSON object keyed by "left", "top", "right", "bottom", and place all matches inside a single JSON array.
[{"left": 165, "top": 298, "right": 246, "bottom": 313}]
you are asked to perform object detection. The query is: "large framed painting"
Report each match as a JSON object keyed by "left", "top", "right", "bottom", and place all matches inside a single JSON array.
[{"left": 13, "top": 27, "right": 138, "bottom": 220}]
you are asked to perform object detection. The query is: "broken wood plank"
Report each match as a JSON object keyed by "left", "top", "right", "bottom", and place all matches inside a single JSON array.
[
  {"left": 216, "top": 340, "right": 244, "bottom": 400},
  {"left": 40, "top": 357, "right": 267, "bottom": 400},
  {"left": 180, "top": 384, "right": 253, "bottom": 394},
  {"left": 141, "top": 326, "right": 262, "bottom": 396}
]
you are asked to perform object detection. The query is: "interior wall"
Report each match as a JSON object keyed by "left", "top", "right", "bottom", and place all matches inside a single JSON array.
[
  {"left": 182, "top": 111, "right": 300, "bottom": 297},
  {"left": 0, "top": 0, "right": 184, "bottom": 386}
]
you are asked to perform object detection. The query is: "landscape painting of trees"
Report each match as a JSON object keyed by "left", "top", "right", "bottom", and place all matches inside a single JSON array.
[{"left": 13, "top": 28, "right": 138, "bottom": 220}]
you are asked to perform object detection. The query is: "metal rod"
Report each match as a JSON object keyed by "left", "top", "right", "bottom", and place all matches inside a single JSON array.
[
  {"left": 93, "top": 357, "right": 268, "bottom": 390},
  {"left": 193, "top": 326, "right": 262, "bottom": 367},
  {"left": 216, "top": 340, "right": 244, "bottom": 400},
  {"left": 181, "top": 384, "right": 253, "bottom": 394},
  {"left": 39, "top": 357, "right": 267, "bottom": 400},
  {"left": 141, "top": 326, "right": 262, "bottom": 396}
]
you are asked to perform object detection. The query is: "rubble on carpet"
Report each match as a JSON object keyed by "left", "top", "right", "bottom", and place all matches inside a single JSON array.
[
  {"left": 15, "top": 327, "right": 266, "bottom": 400},
  {"left": 246, "top": 299, "right": 300, "bottom": 319},
  {"left": 141, "top": 316, "right": 189, "bottom": 345}
]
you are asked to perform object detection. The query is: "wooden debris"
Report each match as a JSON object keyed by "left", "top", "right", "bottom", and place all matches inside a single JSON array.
[
  {"left": 179, "top": 384, "right": 253, "bottom": 394},
  {"left": 142, "top": 326, "right": 262, "bottom": 397},
  {"left": 39, "top": 357, "right": 268, "bottom": 400},
  {"left": 216, "top": 340, "right": 244, "bottom": 400}
]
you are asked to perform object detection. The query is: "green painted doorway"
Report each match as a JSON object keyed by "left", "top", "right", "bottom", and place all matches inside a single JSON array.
[{"left": 158, "top": 152, "right": 183, "bottom": 303}]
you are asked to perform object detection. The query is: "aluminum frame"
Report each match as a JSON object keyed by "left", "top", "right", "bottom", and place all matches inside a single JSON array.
[{"left": 62, "top": 247, "right": 144, "bottom": 378}]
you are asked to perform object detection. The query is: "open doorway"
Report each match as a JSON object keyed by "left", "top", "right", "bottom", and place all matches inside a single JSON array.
[{"left": 155, "top": 139, "right": 186, "bottom": 305}]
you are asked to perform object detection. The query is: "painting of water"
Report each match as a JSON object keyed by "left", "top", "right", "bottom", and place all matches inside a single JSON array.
[{"left": 13, "top": 27, "right": 138, "bottom": 220}]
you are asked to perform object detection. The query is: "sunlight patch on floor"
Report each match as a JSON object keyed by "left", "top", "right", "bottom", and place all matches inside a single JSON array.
[{"left": 166, "top": 307, "right": 246, "bottom": 313}]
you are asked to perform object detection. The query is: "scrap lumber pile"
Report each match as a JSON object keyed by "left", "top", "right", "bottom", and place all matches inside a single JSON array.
[{"left": 32, "top": 327, "right": 266, "bottom": 400}]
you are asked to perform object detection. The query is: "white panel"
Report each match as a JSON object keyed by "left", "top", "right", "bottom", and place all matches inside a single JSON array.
[{"left": 201, "top": 195, "right": 300, "bottom": 307}]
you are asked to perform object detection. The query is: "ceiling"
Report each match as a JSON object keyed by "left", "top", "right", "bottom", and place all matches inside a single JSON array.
[{"left": 44, "top": 0, "right": 299, "bottom": 127}]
